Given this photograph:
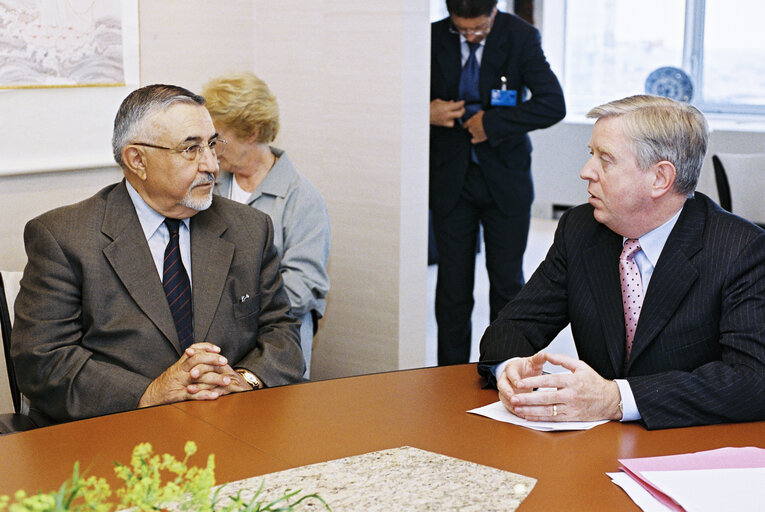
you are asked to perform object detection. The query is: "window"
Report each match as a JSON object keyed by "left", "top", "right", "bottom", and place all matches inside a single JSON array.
[{"left": 555, "top": 0, "right": 765, "bottom": 116}]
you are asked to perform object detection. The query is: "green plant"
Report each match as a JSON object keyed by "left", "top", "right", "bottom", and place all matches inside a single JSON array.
[{"left": 0, "top": 442, "right": 329, "bottom": 512}]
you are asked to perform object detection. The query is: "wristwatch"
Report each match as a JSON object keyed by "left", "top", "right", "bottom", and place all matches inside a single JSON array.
[{"left": 235, "top": 368, "right": 263, "bottom": 390}]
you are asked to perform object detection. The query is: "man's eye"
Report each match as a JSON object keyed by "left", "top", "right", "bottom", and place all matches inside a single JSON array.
[{"left": 182, "top": 144, "right": 201, "bottom": 155}]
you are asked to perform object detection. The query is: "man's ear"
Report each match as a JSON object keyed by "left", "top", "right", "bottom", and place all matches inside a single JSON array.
[
  {"left": 651, "top": 160, "right": 677, "bottom": 199},
  {"left": 122, "top": 146, "right": 147, "bottom": 181}
]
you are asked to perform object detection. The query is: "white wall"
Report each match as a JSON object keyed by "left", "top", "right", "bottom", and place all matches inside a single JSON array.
[{"left": 251, "top": 1, "right": 430, "bottom": 378}]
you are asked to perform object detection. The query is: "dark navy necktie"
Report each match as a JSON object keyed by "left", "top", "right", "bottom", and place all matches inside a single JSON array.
[
  {"left": 459, "top": 42, "right": 481, "bottom": 120},
  {"left": 458, "top": 41, "right": 481, "bottom": 164},
  {"left": 163, "top": 218, "right": 193, "bottom": 350}
]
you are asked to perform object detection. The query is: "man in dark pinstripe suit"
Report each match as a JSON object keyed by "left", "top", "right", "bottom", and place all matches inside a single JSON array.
[{"left": 478, "top": 95, "right": 765, "bottom": 429}]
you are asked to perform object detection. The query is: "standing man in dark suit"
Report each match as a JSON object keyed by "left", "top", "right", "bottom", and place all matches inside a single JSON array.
[
  {"left": 430, "top": 0, "right": 565, "bottom": 365},
  {"left": 479, "top": 95, "right": 765, "bottom": 429},
  {"left": 11, "top": 84, "right": 304, "bottom": 426}
]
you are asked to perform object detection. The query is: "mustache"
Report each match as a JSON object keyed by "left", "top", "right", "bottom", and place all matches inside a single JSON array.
[{"left": 192, "top": 172, "right": 216, "bottom": 187}]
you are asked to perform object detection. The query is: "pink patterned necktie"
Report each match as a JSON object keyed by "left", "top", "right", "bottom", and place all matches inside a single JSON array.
[{"left": 620, "top": 239, "right": 643, "bottom": 362}]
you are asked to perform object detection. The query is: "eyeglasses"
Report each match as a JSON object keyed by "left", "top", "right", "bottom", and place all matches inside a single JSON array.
[
  {"left": 131, "top": 138, "right": 227, "bottom": 161},
  {"left": 449, "top": 22, "right": 492, "bottom": 37},
  {"left": 448, "top": 10, "right": 496, "bottom": 37}
]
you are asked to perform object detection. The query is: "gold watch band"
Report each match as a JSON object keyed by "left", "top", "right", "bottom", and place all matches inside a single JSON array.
[{"left": 235, "top": 368, "right": 262, "bottom": 390}]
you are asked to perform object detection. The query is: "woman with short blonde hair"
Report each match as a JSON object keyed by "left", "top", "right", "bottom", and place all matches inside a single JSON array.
[{"left": 203, "top": 72, "right": 330, "bottom": 379}]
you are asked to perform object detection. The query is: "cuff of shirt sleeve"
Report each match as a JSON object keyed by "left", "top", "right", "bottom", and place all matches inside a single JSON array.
[
  {"left": 614, "top": 379, "right": 641, "bottom": 422},
  {"left": 491, "top": 359, "right": 512, "bottom": 379}
]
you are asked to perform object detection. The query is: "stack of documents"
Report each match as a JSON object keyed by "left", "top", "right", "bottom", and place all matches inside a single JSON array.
[{"left": 608, "top": 447, "right": 765, "bottom": 511}]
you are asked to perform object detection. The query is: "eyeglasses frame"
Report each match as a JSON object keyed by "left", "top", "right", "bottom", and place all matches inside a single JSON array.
[{"left": 130, "top": 138, "right": 227, "bottom": 161}]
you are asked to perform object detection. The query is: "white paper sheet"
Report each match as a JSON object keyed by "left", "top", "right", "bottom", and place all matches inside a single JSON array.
[
  {"left": 641, "top": 468, "right": 765, "bottom": 512},
  {"left": 467, "top": 400, "right": 609, "bottom": 431},
  {"left": 607, "top": 472, "right": 674, "bottom": 512}
]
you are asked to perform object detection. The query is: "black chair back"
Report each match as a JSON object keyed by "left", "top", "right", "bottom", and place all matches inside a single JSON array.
[
  {"left": 711, "top": 154, "right": 732, "bottom": 213},
  {"left": 0, "top": 273, "right": 20, "bottom": 414}
]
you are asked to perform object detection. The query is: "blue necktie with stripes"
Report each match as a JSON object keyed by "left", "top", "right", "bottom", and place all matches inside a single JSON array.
[{"left": 163, "top": 218, "right": 193, "bottom": 350}]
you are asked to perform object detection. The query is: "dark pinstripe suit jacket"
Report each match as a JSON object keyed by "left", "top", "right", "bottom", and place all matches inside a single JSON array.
[{"left": 478, "top": 192, "right": 765, "bottom": 429}]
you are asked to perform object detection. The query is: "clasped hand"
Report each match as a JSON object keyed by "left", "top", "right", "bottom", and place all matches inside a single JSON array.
[
  {"left": 138, "top": 342, "right": 251, "bottom": 408},
  {"left": 497, "top": 352, "right": 623, "bottom": 422},
  {"left": 429, "top": 99, "right": 487, "bottom": 143}
]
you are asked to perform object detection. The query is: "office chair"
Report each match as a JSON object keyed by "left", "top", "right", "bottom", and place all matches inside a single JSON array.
[
  {"left": 711, "top": 153, "right": 765, "bottom": 229},
  {"left": 0, "top": 271, "right": 37, "bottom": 434}
]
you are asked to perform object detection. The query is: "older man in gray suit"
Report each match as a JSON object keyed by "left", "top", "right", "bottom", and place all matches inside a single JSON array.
[{"left": 11, "top": 84, "right": 304, "bottom": 426}]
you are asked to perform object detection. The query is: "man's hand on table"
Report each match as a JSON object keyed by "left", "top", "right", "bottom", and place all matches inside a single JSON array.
[
  {"left": 138, "top": 342, "right": 252, "bottom": 407},
  {"left": 498, "top": 352, "right": 623, "bottom": 422}
]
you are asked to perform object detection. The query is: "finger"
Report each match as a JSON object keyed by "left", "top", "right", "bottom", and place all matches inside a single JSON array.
[
  {"left": 498, "top": 390, "right": 514, "bottom": 413},
  {"left": 503, "top": 359, "right": 531, "bottom": 383},
  {"left": 529, "top": 352, "right": 547, "bottom": 369},
  {"left": 182, "top": 343, "right": 222, "bottom": 359},
  {"left": 191, "top": 371, "right": 233, "bottom": 387},
  {"left": 540, "top": 352, "right": 581, "bottom": 371},
  {"left": 515, "top": 373, "right": 568, "bottom": 391},
  {"left": 187, "top": 342, "right": 222, "bottom": 353},
  {"left": 510, "top": 388, "right": 559, "bottom": 406},
  {"left": 187, "top": 389, "right": 222, "bottom": 401},
  {"left": 518, "top": 404, "right": 562, "bottom": 421},
  {"left": 188, "top": 362, "right": 231, "bottom": 380},
  {"left": 181, "top": 352, "right": 228, "bottom": 372}
]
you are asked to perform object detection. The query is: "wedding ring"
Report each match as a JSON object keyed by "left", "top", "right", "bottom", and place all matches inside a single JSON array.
[{"left": 553, "top": 404, "right": 558, "bottom": 417}]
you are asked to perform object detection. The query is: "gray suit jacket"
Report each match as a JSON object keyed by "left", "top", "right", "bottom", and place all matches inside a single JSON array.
[
  {"left": 479, "top": 193, "right": 765, "bottom": 429},
  {"left": 11, "top": 181, "right": 303, "bottom": 424}
]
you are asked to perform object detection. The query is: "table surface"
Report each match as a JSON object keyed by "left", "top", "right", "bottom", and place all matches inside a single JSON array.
[{"left": 1, "top": 364, "right": 763, "bottom": 511}]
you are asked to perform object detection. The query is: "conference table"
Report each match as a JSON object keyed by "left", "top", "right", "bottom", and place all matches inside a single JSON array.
[{"left": 1, "top": 364, "right": 763, "bottom": 510}]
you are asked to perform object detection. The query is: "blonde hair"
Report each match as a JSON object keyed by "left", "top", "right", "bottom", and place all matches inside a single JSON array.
[
  {"left": 587, "top": 95, "right": 708, "bottom": 197},
  {"left": 201, "top": 72, "right": 280, "bottom": 143}
]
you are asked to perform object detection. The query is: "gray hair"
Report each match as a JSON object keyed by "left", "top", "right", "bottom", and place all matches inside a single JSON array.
[
  {"left": 587, "top": 95, "right": 708, "bottom": 197},
  {"left": 112, "top": 84, "right": 206, "bottom": 169}
]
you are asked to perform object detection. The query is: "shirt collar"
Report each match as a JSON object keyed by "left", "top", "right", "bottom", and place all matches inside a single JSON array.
[
  {"left": 125, "top": 180, "right": 189, "bottom": 239},
  {"left": 628, "top": 207, "right": 684, "bottom": 269},
  {"left": 459, "top": 35, "right": 486, "bottom": 49}
]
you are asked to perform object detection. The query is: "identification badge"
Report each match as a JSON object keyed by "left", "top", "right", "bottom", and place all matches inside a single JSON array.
[{"left": 491, "top": 89, "right": 517, "bottom": 106}]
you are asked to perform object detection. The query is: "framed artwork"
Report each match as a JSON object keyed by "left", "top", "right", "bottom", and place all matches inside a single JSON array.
[{"left": 0, "top": 0, "right": 139, "bottom": 175}]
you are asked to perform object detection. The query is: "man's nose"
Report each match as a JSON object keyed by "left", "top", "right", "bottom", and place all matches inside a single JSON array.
[
  {"left": 580, "top": 159, "right": 597, "bottom": 181},
  {"left": 199, "top": 145, "right": 219, "bottom": 170}
]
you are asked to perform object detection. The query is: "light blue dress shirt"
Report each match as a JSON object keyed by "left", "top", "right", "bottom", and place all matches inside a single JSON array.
[
  {"left": 460, "top": 36, "right": 485, "bottom": 66},
  {"left": 125, "top": 181, "right": 192, "bottom": 286}
]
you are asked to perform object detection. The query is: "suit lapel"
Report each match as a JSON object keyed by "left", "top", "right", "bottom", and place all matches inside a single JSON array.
[
  {"left": 479, "top": 14, "right": 511, "bottom": 103},
  {"left": 584, "top": 227, "right": 627, "bottom": 376},
  {"left": 435, "top": 27, "right": 462, "bottom": 99},
  {"left": 101, "top": 182, "right": 180, "bottom": 352},
  {"left": 627, "top": 198, "right": 704, "bottom": 371},
  {"left": 189, "top": 204, "right": 235, "bottom": 343}
]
